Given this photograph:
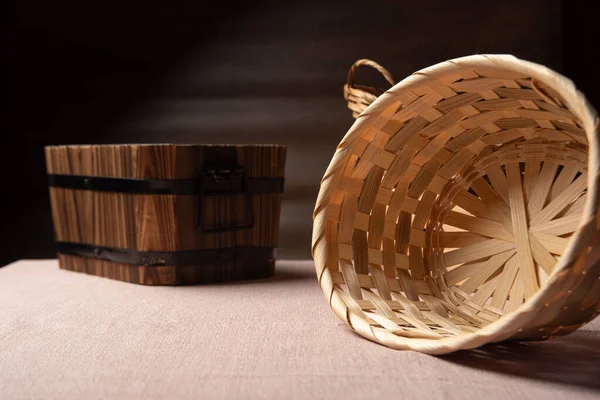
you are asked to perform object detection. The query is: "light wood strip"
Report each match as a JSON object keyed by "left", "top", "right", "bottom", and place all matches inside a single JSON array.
[
  {"left": 459, "top": 110, "right": 504, "bottom": 129},
  {"left": 413, "top": 131, "right": 453, "bottom": 166},
  {"left": 470, "top": 276, "right": 501, "bottom": 307},
  {"left": 369, "top": 266, "right": 392, "bottom": 301},
  {"left": 326, "top": 220, "right": 340, "bottom": 272},
  {"left": 530, "top": 173, "right": 587, "bottom": 226},
  {"left": 392, "top": 92, "right": 444, "bottom": 122},
  {"left": 470, "top": 177, "right": 512, "bottom": 225},
  {"left": 480, "top": 129, "right": 523, "bottom": 145},
  {"left": 363, "top": 290, "right": 396, "bottom": 318},
  {"left": 459, "top": 250, "right": 515, "bottom": 294},
  {"left": 439, "top": 232, "right": 490, "bottom": 248},
  {"left": 352, "top": 230, "right": 369, "bottom": 274},
  {"left": 528, "top": 233, "right": 558, "bottom": 275},
  {"left": 530, "top": 213, "right": 582, "bottom": 236},
  {"left": 563, "top": 194, "right": 587, "bottom": 217},
  {"left": 550, "top": 164, "right": 580, "bottom": 201},
  {"left": 416, "top": 109, "right": 466, "bottom": 139},
  {"left": 453, "top": 190, "right": 503, "bottom": 222},
  {"left": 385, "top": 179, "right": 410, "bottom": 221},
  {"left": 493, "top": 87, "right": 542, "bottom": 100},
  {"left": 443, "top": 212, "right": 514, "bottom": 242},
  {"left": 507, "top": 271, "right": 525, "bottom": 313},
  {"left": 352, "top": 132, "right": 389, "bottom": 179},
  {"left": 340, "top": 259, "right": 363, "bottom": 300},
  {"left": 412, "top": 191, "right": 437, "bottom": 230},
  {"left": 523, "top": 159, "right": 541, "bottom": 203},
  {"left": 449, "top": 78, "right": 506, "bottom": 92},
  {"left": 444, "top": 239, "right": 515, "bottom": 267},
  {"left": 506, "top": 162, "right": 539, "bottom": 299},
  {"left": 444, "top": 127, "right": 486, "bottom": 152},
  {"left": 434, "top": 93, "right": 483, "bottom": 113},
  {"left": 490, "top": 256, "right": 519, "bottom": 309},
  {"left": 330, "top": 271, "right": 430, "bottom": 295},
  {"left": 384, "top": 117, "right": 429, "bottom": 153},
  {"left": 381, "top": 147, "right": 417, "bottom": 189},
  {"left": 530, "top": 231, "right": 569, "bottom": 255},
  {"left": 437, "top": 148, "right": 476, "bottom": 180},
  {"left": 338, "top": 194, "right": 359, "bottom": 244},
  {"left": 446, "top": 260, "right": 484, "bottom": 287},
  {"left": 382, "top": 238, "right": 396, "bottom": 278},
  {"left": 407, "top": 159, "right": 441, "bottom": 198},
  {"left": 527, "top": 161, "right": 558, "bottom": 218},
  {"left": 486, "top": 164, "right": 510, "bottom": 204}
]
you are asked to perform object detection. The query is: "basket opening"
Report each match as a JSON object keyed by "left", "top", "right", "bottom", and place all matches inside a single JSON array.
[
  {"left": 325, "top": 62, "right": 594, "bottom": 342},
  {"left": 428, "top": 147, "right": 588, "bottom": 319}
]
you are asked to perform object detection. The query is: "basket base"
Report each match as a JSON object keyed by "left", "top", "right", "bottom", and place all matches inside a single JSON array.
[{"left": 58, "top": 254, "right": 275, "bottom": 285}]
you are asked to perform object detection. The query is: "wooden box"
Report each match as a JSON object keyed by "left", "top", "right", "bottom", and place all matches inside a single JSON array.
[{"left": 45, "top": 144, "right": 286, "bottom": 285}]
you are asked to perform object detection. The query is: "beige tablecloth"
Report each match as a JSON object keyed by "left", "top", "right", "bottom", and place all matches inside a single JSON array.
[{"left": 1, "top": 260, "right": 599, "bottom": 399}]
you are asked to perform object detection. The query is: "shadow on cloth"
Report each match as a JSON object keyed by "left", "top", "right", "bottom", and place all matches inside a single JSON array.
[
  {"left": 208, "top": 265, "right": 317, "bottom": 287},
  {"left": 441, "top": 331, "right": 600, "bottom": 390}
]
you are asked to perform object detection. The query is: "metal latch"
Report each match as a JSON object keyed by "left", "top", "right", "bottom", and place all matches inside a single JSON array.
[{"left": 197, "top": 162, "right": 254, "bottom": 232}]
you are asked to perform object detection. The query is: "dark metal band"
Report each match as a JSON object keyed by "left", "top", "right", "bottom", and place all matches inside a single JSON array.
[
  {"left": 47, "top": 174, "right": 284, "bottom": 195},
  {"left": 56, "top": 241, "right": 277, "bottom": 267}
]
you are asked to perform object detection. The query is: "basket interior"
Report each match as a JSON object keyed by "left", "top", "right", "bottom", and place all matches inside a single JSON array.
[{"left": 326, "top": 64, "right": 589, "bottom": 339}]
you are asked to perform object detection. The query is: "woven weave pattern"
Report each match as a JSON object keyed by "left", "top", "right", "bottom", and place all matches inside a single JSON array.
[{"left": 312, "top": 55, "right": 600, "bottom": 354}]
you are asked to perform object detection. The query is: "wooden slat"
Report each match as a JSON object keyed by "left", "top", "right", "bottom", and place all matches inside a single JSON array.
[
  {"left": 530, "top": 231, "right": 570, "bottom": 255},
  {"left": 529, "top": 233, "right": 558, "bottom": 275},
  {"left": 529, "top": 213, "right": 582, "bottom": 236},
  {"left": 506, "top": 162, "right": 539, "bottom": 299},
  {"left": 530, "top": 173, "right": 587, "bottom": 226},
  {"left": 490, "top": 256, "right": 519, "bottom": 309},
  {"left": 459, "top": 250, "right": 515, "bottom": 294},
  {"left": 443, "top": 239, "right": 515, "bottom": 267},
  {"left": 527, "top": 161, "right": 558, "bottom": 219},
  {"left": 443, "top": 212, "right": 513, "bottom": 242}
]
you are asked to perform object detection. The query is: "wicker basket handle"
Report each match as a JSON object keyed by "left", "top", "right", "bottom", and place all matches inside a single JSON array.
[{"left": 344, "top": 59, "right": 396, "bottom": 118}]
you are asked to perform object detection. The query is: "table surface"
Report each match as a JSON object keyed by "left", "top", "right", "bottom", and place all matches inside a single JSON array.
[{"left": 1, "top": 260, "right": 599, "bottom": 400}]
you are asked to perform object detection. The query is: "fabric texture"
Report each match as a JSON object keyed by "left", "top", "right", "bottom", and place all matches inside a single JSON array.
[{"left": 1, "top": 260, "right": 599, "bottom": 399}]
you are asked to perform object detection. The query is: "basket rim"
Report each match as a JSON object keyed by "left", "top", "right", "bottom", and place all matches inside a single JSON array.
[{"left": 312, "top": 54, "right": 600, "bottom": 354}]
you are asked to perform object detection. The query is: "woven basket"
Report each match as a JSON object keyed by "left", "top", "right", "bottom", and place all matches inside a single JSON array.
[{"left": 312, "top": 55, "right": 600, "bottom": 354}]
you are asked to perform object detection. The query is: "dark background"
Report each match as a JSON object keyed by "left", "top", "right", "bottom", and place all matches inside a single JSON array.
[{"left": 1, "top": 0, "right": 597, "bottom": 265}]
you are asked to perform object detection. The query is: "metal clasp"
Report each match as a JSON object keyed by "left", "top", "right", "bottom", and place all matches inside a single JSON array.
[{"left": 197, "top": 163, "right": 254, "bottom": 232}]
